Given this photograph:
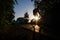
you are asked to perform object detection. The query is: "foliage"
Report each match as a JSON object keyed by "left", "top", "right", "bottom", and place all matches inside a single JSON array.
[
  {"left": 0, "top": 0, "right": 17, "bottom": 32},
  {"left": 16, "top": 17, "right": 25, "bottom": 24},
  {"left": 32, "top": 0, "right": 60, "bottom": 39},
  {"left": 31, "top": 0, "right": 60, "bottom": 26},
  {"left": 16, "top": 17, "right": 29, "bottom": 24},
  {"left": 24, "top": 12, "right": 29, "bottom": 18}
]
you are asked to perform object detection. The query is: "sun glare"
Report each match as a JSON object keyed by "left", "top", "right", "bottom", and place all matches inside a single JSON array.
[{"left": 33, "top": 12, "right": 40, "bottom": 21}]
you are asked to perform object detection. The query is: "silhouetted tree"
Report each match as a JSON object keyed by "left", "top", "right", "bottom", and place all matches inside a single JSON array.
[
  {"left": 24, "top": 12, "right": 29, "bottom": 23},
  {"left": 16, "top": 17, "right": 25, "bottom": 24},
  {"left": 31, "top": 0, "right": 60, "bottom": 39},
  {"left": 24, "top": 12, "right": 29, "bottom": 18},
  {"left": 0, "top": 0, "right": 17, "bottom": 32}
]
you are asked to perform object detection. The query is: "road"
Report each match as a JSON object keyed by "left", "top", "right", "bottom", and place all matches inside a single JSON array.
[
  {"left": 0, "top": 24, "right": 57, "bottom": 40},
  {"left": 17, "top": 24, "right": 57, "bottom": 40},
  {"left": 19, "top": 24, "right": 40, "bottom": 32},
  {"left": 17, "top": 24, "right": 47, "bottom": 35},
  {"left": 16, "top": 24, "right": 40, "bottom": 40}
]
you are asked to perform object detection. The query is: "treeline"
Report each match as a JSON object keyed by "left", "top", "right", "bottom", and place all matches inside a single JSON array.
[
  {"left": 0, "top": 0, "right": 17, "bottom": 32},
  {"left": 32, "top": 0, "right": 60, "bottom": 39}
]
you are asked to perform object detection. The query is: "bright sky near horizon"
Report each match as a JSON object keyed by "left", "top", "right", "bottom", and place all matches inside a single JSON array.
[{"left": 14, "top": 0, "right": 34, "bottom": 20}]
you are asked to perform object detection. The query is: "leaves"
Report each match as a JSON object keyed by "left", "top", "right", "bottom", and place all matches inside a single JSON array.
[
  {"left": 24, "top": 12, "right": 29, "bottom": 18},
  {"left": 0, "top": 0, "right": 17, "bottom": 32}
]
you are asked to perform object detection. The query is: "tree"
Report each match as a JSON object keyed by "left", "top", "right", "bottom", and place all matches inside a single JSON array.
[
  {"left": 24, "top": 12, "right": 29, "bottom": 24},
  {"left": 31, "top": 0, "right": 60, "bottom": 39},
  {"left": 0, "top": 0, "right": 17, "bottom": 32},
  {"left": 16, "top": 17, "right": 25, "bottom": 24},
  {"left": 24, "top": 12, "right": 29, "bottom": 18}
]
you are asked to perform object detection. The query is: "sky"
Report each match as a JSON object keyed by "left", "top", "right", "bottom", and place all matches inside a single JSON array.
[{"left": 14, "top": 0, "right": 34, "bottom": 20}]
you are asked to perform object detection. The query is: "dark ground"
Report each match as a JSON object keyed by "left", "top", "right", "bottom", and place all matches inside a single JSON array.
[{"left": 0, "top": 24, "right": 58, "bottom": 40}]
